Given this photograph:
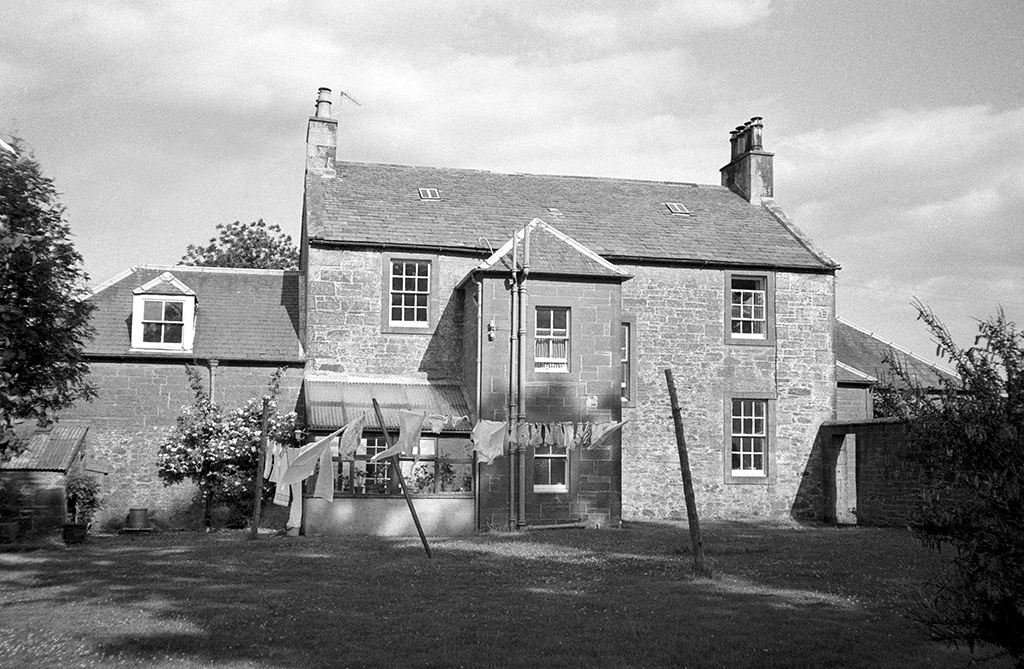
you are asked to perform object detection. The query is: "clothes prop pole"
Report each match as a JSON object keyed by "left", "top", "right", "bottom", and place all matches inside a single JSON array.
[
  {"left": 249, "top": 397, "right": 269, "bottom": 540},
  {"left": 664, "top": 368, "right": 711, "bottom": 577},
  {"left": 372, "top": 398, "right": 432, "bottom": 559}
]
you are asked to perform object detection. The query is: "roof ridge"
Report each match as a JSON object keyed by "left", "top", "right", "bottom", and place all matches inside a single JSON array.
[{"left": 335, "top": 159, "right": 715, "bottom": 189}]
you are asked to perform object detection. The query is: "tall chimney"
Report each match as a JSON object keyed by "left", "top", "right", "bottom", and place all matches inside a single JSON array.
[
  {"left": 720, "top": 116, "right": 774, "bottom": 203},
  {"left": 306, "top": 87, "right": 337, "bottom": 177}
]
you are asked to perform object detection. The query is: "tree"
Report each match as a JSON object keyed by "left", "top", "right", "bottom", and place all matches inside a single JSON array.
[
  {"left": 0, "top": 137, "right": 95, "bottom": 458},
  {"left": 180, "top": 219, "right": 299, "bottom": 270},
  {"left": 157, "top": 367, "right": 300, "bottom": 528},
  {"left": 875, "top": 304, "right": 1024, "bottom": 667}
]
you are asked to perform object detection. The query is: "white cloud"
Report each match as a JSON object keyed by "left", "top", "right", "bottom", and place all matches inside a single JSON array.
[{"left": 778, "top": 105, "right": 1024, "bottom": 357}]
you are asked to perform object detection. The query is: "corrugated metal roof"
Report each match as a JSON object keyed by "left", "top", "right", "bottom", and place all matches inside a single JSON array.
[
  {"left": 305, "top": 376, "right": 471, "bottom": 431},
  {"left": 1, "top": 422, "right": 88, "bottom": 472}
]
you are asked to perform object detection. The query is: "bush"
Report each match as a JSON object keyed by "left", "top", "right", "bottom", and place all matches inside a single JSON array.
[
  {"left": 875, "top": 304, "right": 1024, "bottom": 666},
  {"left": 65, "top": 474, "right": 102, "bottom": 524}
]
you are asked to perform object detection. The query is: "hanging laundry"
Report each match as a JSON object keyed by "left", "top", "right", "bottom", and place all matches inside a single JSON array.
[
  {"left": 370, "top": 410, "right": 427, "bottom": 462},
  {"left": 471, "top": 419, "right": 507, "bottom": 464},
  {"left": 422, "top": 414, "right": 447, "bottom": 433},
  {"left": 528, "top": 423, "right": 542, "bottom": 448},
  {"left": 268, "top": 443, "right": 285, "bottom": 483},
  {"left": 550, "top": 422, "right": 565, "bottom": 449},
  {"left": 279, "top": 423, "right": 347, "bottom": 486},
  {"left": 273, "top": 447, "right": 297, "bottom": 506},
  {"left": 588, "top": 420, "right": 629, "bottom": 449},
  {"left": 337, "top": 415, "right": 366, "bottom": 460},
  {"left": 286, "top": 482, "right": 302, "bottom": 529},
  {"left": 312, "top": 444, "right": 335, "bottom": 501},
  {"left": 574, "top": 423, "right": 592, "bottom": 450},
  {"left": 562, "top": 423, "right": 578, "bottom": 450}
]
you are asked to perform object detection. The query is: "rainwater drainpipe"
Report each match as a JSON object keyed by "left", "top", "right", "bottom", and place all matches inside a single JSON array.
[
  {"left": 208, "top": 359, "right": 219, "bottom": 403},
  {"left": 516, "top": 223, "right": 531, "bottom": 528},
  {"left": 475, "top": 276, "right": 484, "bottom": 530},
  {"left": 507, "top": 232, "right": 519, "bottom": 531}
]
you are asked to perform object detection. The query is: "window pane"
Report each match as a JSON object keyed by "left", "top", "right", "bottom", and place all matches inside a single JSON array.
[
  {"left": 143, "top": 301, "right": 163, "bottom": 321},
  {"left": 548, "top": 459, "right": 566, "bottom": 485},
  {"left": 163, "top": 301, "right": 183, "bottom": 322},
  {"left": 163, "top": 324, "right": 183, "bottom": 343},
  {"left": 552, "top": 308, "right": 567, "bottom": 330},
  {"left": 142, "top": 323, "right": 162, "bottom": 342},
  {"left": 533, "top": 459, "right": 551, "bottom": 485}
]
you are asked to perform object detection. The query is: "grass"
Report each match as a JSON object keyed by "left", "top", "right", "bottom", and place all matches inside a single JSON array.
[{"left": 0, "top": 521, "right": 1011, "bottom": 669}]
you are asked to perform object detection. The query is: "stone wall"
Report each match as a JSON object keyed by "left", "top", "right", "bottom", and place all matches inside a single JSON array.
[
  {"left": 620, "top": 265, "right": 835, "bottom": 521},
  {"left": 305, "top": 247, "right": 478, "bottom": 381},
  {"left": 62, "top": 360, "right": 303, "bottom": 529},
  {"left": 475, "top": 275, "right": 623, "bottom": 529}
]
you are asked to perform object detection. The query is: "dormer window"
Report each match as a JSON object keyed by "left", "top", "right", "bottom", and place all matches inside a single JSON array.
[
  {"left": 130, "top": 272, "right": 197, "bottom": 351},
  {"left": 142, "top": 299, "right": 185, "bottom": 344}
]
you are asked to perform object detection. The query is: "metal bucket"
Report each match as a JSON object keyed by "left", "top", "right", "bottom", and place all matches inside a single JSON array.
[{"left": 126, "top": 508, "right": 149, "bottom": 530}]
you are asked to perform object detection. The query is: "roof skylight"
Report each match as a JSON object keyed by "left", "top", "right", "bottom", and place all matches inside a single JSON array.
[
  {"left": 664, "top": 203, "right": 690, "bottom": 215},
  {"left": 419, "top": 188, "right": 440, "bottom": 200}
]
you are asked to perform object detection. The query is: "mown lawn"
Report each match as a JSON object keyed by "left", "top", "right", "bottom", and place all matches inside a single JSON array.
[{"left": 0, "top": 521, "right": 1009, "bottom": 669}]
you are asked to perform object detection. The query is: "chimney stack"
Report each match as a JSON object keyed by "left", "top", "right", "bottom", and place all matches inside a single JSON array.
[
  {"left": 306, "top": 87, "right": 337, "bottom": 177},
  {"left": 720, "top": 117, "right": 773, "bottom": 202}
]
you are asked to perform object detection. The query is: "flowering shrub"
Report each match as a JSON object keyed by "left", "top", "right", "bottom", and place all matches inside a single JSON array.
[{"left": 157, "top": 367, "right": 300, "bottom": 528}]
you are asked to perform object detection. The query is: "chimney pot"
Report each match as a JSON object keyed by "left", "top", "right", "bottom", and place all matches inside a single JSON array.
[
  {"left": 749, "top": 117, "right": 763, "bottom": 151},
  {"left": 315, "top": 87, "right": 332, "bottom": 118},
  {"left": 735, "top": 125, "right": 748, "bottom": 154}
]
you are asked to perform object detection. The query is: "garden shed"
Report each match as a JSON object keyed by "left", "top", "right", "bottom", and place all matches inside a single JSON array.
[{"left": 0, "top": 421, "right": 96, "bottom": 531}]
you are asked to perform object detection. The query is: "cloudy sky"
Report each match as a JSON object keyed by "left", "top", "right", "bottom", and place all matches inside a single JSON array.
[{"left": 3, "top": 0, "right": 1022, "bottom": 363}]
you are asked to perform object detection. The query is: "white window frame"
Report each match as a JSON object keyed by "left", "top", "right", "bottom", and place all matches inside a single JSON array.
[
  {"left": 730, "top": 276, "right": 766, "bottom": 339},
  {"left": 533, "top": 442, "right": 568, "bottom": 493},
  {"left": 388, "top": 260, "right": 431, "bottom": 328},
  {"left": 730, "top": 398, "right": 767, "bottom": 477},
  {"left": 130, "top": 293, "right": 196, "bottom": 351},
  {"left": 535, "top": 306, "right": 570, "bottom": 372}
]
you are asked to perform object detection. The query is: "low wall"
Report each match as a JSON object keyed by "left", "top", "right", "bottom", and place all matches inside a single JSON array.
[{"left": 303, "top": 496, "right": 475, "bottom": 536}]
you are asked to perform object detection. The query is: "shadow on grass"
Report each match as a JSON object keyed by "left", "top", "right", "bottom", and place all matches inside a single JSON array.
[{"left": 0, "top": 522, "right": 1007, "bottom": 669}]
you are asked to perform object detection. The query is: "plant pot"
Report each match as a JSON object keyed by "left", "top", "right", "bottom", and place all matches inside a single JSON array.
[{"left": 63, "top": 523, "right": 88, "bottom": 545}]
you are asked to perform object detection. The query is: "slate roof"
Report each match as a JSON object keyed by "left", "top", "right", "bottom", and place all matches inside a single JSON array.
[
  {"left": 86, "top": 266, "right": 303, "bottom": 362},
  {"left": 836, "top": 318, "right": 957, "bottom": 389},
  {"left": 476, "top": 219, "right": 630, "bottom": 279},
  {"left": 305, "top": 375, "right": 471, "bottom": 431},
  {"left": 1, "top": 422, "right": 88, "bottom": 472},
  {"left": 310, "top": 162, "right": 836, "bottom": 271}
]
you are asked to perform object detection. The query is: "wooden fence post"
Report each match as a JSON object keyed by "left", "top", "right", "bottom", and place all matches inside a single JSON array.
[{"left": 664, "top": 368, "right": 711, "bottom": 577}]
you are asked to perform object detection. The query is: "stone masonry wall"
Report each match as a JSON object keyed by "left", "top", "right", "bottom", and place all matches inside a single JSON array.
[
  {"left": 306, "top": 247, "right": 479, "bottom": 380},
  {"left": 476, "top": 275, "right": 623, "bottom": 529},
  {"left": 837, "top": 385, "right": 872, "bottom": 421},
  {"left": 62, "top": 361, "right": 303, "bottom": 529},
  {"left": 620, "top": 265, "right": 835, "bottom": 521}
]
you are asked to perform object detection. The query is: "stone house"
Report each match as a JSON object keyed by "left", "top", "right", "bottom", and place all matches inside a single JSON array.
[
  {"left": 60, "top": 266, "right": 304, "bottom": 528},
  {"left": 299, "top": 88, "right": 838, "bottom": 533}
]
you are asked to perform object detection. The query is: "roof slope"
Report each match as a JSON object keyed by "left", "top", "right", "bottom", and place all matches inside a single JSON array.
[
  {"left": 477, "top": 219, "right": 630, "bottom": 279},
  {"left": 1, "top": 422, "right": 88, "bottom": 472},
  {"left": 87, "top": 266, "right": 303, "bottom": 362},
  {"left": 310, "top": 162, "right": 835, "bottom": 271},
  {"left": 836, "top": 318, "right": 957, "bottom": 388}
]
